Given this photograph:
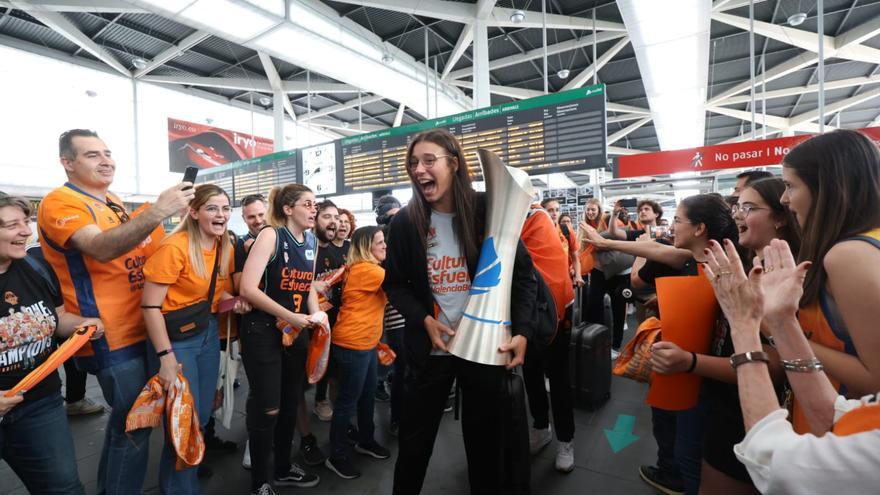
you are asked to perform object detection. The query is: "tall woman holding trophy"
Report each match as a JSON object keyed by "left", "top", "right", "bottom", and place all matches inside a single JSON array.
[{"left": 383, "top": 128, "right": 537, "bottom": 495}]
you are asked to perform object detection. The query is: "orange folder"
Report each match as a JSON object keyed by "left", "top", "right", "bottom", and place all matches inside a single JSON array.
[
  {"left": 5, "top": 325, "right": 97, "bottom": 397},
  {"left": 646, "top": 271, "right": 717, "bottom": 411}
]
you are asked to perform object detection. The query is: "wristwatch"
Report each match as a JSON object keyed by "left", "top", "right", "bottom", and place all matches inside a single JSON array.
[{"left": 729, "top": 351, "right": 770, "bottom": 369}]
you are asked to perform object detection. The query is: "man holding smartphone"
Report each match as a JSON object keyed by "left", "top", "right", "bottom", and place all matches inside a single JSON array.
[
  {"left": 38, "top": 129, "right": 195, "bottom": 495},
  {"left": 607, "top": 199, "right": 663, "bottom": 241}
]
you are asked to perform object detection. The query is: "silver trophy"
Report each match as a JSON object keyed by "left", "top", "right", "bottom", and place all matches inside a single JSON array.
[{"left": 447, "top": 149, "right": 536, "bottom": 366}]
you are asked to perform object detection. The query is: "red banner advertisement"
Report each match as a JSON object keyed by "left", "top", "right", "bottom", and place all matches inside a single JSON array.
[
  {"left": 616, "top": 127, "right": 880, "bottom": 178},
  {"left": 167, "top": 118, "right": 274, "bottom": 172}
]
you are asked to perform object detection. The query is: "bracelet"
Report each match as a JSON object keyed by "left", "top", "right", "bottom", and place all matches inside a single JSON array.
[
  {"left": 781, "top": 358, "right": 824, "bottom": 373},
  {"left": 156, "top": 349, "right": 174, "bottom": 358},
  {"left": 686, "top": 352, "right": 697, "bottom": 373},
  {"left": 141, "top": 305, "right": 162, "bottom": 309},
  {"left": 730, "top": 350, "right": 770, "bottom": 369}
]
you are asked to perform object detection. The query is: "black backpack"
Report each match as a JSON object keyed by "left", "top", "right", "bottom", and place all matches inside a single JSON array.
[{"left": 529, "top": 267, "right": 559, "bottom": 352}]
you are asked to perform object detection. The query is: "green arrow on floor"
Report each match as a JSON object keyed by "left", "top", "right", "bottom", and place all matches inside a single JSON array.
[{"left": 603, "top": 414, "right": 639, "bottom": 453}]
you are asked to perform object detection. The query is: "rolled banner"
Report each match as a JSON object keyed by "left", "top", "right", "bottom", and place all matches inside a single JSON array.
[
  {"left": 5, "top": 325, "right": 97, "bottom": 397},
  {"left": 447, "top": 149, "right": 535, "bottom": 366},
  {"left": 646, "top": 269, "right": 718, "bottom": 411}
]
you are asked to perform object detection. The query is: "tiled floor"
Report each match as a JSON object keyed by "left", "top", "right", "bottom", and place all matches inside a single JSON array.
[{"left": 2, "top": 325, "right": 659, "bottom": 495}]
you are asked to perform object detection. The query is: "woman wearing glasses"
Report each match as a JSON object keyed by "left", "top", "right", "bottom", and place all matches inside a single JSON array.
[
  {"left": 239, "top": 184, "right": 321, "bottom": 495},
  {"left": 383, "top": 128, "right": 536, "bottom": 495},
  {"left": 141, "top": 184, "right": 242, "bottom": 494}
]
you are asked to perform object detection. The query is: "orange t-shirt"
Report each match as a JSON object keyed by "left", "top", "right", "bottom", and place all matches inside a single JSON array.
[
  {"left": 332, "top": 262, "right": 387, "bottom": 350},
  {"left": 143, "top": 231, "right": 234, "bottom": 314},
  {"left": 521, "top": 208, "right": 575, "bottom": 320},
  {"left": 38, "top": 184, "right": 164, "bottom": 369}
]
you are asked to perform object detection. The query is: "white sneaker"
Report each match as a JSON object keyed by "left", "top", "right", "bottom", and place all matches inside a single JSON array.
[
  {"left": 528, "top": 426, "right": 552, "bottom": 455},
  {"left": 242, "top": 440, "right": 251, "bottom": 470},
  {"left": 555, "top": 441, "right": 575, "bottom": 473},
  {"left": 611, "top": 349, "right": 621, "bottom": 360}
]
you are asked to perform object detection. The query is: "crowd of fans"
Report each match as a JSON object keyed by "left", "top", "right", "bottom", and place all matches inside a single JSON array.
[{"left": 0, "top": 127, "right": 878, "bottom": 495}]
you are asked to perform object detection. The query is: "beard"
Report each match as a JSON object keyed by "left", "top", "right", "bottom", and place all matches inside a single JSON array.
[{"left": 316, "top": 224, "right": 337, "bottom": 243}]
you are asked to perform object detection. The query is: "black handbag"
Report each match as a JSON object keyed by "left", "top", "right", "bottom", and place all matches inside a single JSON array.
[{"left": 164, "top": 246, "right": 220, "bottom": 341}]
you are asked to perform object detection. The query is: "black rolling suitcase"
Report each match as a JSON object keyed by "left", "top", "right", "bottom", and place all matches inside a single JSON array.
[{"left": 570, "top": 286, "right": 611, "bottom": 410}]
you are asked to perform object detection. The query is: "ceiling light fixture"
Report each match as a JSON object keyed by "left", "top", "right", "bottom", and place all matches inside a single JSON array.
[
  {"left": 206, "top": 118, "right": 214, "bottom": 124},
  {"left": 787, "top": 12, "right": 807, "bottom": 26},
  {"left": 259, "top": 95, "right": 273, "bottom": 106},
  {"left": 131, "top": 57, "right": 148, "bottom": 69},
  {"left": 557, "top": 69, "right": 570, "bottom": 79},
  {"left": 510, "top": 9, "right": 526, "bottom": 24},
  {"left": 381, "top": 52, "right": 394, "bottom": 65},
  {"left": 85, "top": 90, "right": 97, "bottom": 97}
]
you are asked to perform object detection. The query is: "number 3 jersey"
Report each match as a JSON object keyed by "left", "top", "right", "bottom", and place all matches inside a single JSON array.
[{"left": 257, "top": 227, "right": 316, "bottom": 320}]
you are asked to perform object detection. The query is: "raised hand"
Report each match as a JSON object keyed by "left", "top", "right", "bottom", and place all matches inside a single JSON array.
[
  {"left": 758, "top": 239, "right": 811, "bottom": 322},
  {"left": 703, "top": 239, "right": 764, "bottom": 331}
]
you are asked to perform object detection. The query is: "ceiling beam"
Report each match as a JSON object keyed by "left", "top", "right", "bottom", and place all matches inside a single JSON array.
[
  {"left": 706, "top": 105, "right": 831, "bottom": 134},
  {"left": 448, "top": 80, "right": 543, "bottom": 100},
  {"left": 835, "top": 17, "right": 880, "bottom": 51},
  {"left": 141, "top": 75, "right": 272, "bottom": 92},
  {"left": 325, "top": 0, "right": 475, "bottom": 23},
  {"left": 608, "top": 117, "right": 651, "bottom": 144},
  {"left": 708, "top": 53, "right": 818, "bottom": 105},
  {"left": 441, "top": 24, "right": 473, "bottom": 80},
  {"left": 712, "top": 12, "right": 880, "bottom": 65},
  {"left": 711, "top": 0, "right": 767, "bottom": 13},
  {"left": 134, "top": 30, "right": 210, "bottom": 78},
  {"left": 258, "top": 52, "right": 298, "bottom": 121},
  {"left": 561, "top": 36, "right": 629, "bottom": 91},
  {"left": 393, "top": 103, "right": 406, "bottom": 127},
  {"left": 446, "top": 31, "right": 626, "bottom": 80},
  {"left": 606, "top": 102, "right": 651, "bottom": 115},
  {"left": 719, "top": 74, "right": 880, "bottom": 105},
  {"left": 720, "top": 128, "right": 782, "bottom": 144},
  {"left": 282, "top": 81, "right": 360, "bottom": 94},
  {"left": 607, "top": 113, "right": 648, "bottom": 124},
  {"left": 789, "top": 86, "right": 880, "bottom": 128},
  {"left": 0, "top": 0, "right": 146, "bottom": 13},
  {"left": 487, "top": 8, "right": 626, "bottom": 31},
  {"left": 300, "top": 95, "right": 384, "bottom": 121},
  {"left": 15, "top": 3, "right": 130, "bottom": 76},
  {"left": 310, "top": 118, "right": 386, "bottom": 133}
]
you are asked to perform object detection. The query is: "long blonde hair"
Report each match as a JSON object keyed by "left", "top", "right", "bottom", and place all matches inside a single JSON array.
[
  {"left": 578, "top": 197, "right": 606, "bottom": 248},
  {"left": 174, "top": 184, "right": 231, "bottom": 278},
  {"left": 346, "top": 226, "right": 382, "bottom": 266}
]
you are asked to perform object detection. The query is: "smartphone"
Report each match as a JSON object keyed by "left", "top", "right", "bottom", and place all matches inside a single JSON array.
[
  {"left": 649, "top": 225, "right": 669, "bottom": 239},
  {"left": 182, "top": 166, "right": 199, "bottom": 190},
  {"left": 619, "top": 198, "right": 638, "bottom": 208},
  {"left": 218, "top": 296, "right": 238, "bottom": 314}
]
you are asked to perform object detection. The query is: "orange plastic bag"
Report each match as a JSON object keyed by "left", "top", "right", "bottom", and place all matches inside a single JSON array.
[
  {"left": 377, "top": 342, "right": 396, "bottom": 366},
  {"left": 275, "top": 318, "right": 303, "bottom": 347},
  {"left": 5, "top": 325, "right": 96, "bottom": 397},
  {"left": 316, "top": 266, "right": 347, "bottom": 312},
  {"left": 646, "top": 269, "right": 718, "bottom": 411},
  {"left": 306, "top": 311, "right": 331, "bottom": 384},
  {"left": 613, "top": 317, "right": 661, "bottom": 383}
]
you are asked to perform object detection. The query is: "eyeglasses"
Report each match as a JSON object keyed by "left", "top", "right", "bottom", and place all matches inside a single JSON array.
[
  {"left": 106, "top": 200, "right": 130, "bottom": 224},
  {"left": 203, "top": 205, "right": 233, "bottom": 214},
  {"left": 731, "top": 204, "right": 768, "bottom": 217},
  {"left": 294, "top": 201, "right": 317, "bottom": 210},
  {"left": 407, "top": 154, "right": 452, "bottom": 170}
]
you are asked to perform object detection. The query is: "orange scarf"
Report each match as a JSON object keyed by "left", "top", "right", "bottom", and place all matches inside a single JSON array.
[{"left": 126, "top": 373, "right": 205, "bottom": 471}]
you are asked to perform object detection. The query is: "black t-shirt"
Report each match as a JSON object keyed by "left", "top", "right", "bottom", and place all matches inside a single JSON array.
[
  {"left": 626, "top": 229, "right": 646, "bottom": 241},
  {"left": 636, "top": 242, "right": 688, "bottom": 287},
  {"left": 314, "top": 242, "right": 347, "bottom": 326},
  {"left": 234, "top": 232, "right": 257, "bottom": 274},
  {"left": 0, "top": 258, "right": 64, "bottom": 404}
]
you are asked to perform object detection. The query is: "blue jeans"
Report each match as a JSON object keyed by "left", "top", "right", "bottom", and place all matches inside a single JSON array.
[
  {"left": 93, "top": 351, "right": 151, "bottom": 495},
  {"left": 147, "top": 317, "right": 220, "bottom": 495},
  {"left": 329, "top": 344, "right": 377, "bottom": 459},
  {"left": 0, "top": 393, "right": 85, "bottom": 494},
  {"left": 675, "top": 392, "right": 709, "bottom": 495}
]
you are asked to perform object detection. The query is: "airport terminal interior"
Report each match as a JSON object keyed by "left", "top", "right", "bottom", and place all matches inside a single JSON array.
[{"left": 1, "top": 0, "right": 879, "bottom": 494}]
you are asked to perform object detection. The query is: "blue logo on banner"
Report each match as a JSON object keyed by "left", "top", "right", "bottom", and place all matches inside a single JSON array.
[{"left": 469, "top": 237, "right": 501, "bottom": 295}]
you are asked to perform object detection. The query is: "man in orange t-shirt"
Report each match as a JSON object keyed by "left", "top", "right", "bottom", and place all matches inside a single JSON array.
[
  {"left": 520, "top": 205, "right": 577, "bottom": 473},
  {"left": 37, "top": 129, "right": 194, "bottom": 495}
]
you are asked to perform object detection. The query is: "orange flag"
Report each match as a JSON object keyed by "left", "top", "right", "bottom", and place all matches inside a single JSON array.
[{"left": 5, "top": 325, "right": 96, "bottom": 397}]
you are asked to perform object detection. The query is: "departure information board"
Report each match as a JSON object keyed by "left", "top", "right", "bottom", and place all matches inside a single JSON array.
[
  {"left": 339, "top": 84, "right": 606, "bottom": 192},
  {"left": 194, "top": 150, "right": 297, "bottom": 206},
  {"left": 195, "top": 85, "right": 606, "bottom": 197}
]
